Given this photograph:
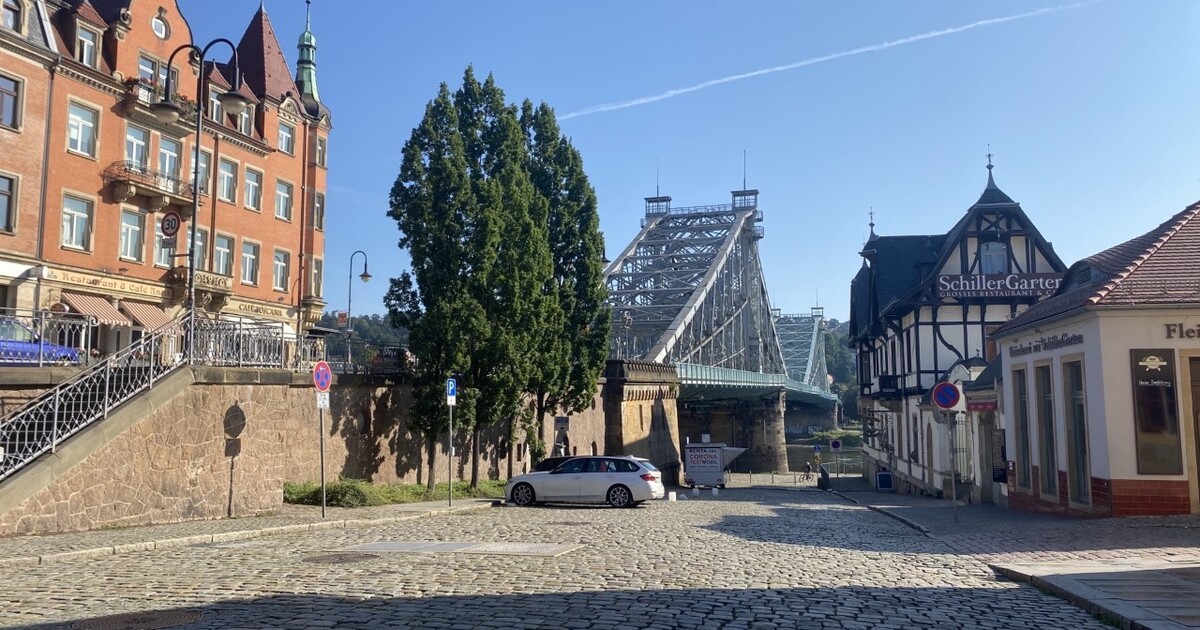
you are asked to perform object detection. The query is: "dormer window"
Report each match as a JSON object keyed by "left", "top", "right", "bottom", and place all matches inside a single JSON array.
[
  {"left": 236, "top": 104, "right": 254, "bottom": 135},
  {"left": 980, "top": 241, "right": 1008, "bottom": 275},
  {"left": 2, "top": 0, "right": 20, "bottom": 33},
  {"left": 76, "top": 27, "right": 98, "bottom": 68},
  {"left": 208, "top": 89, "right": 223, "bottom": 124}
]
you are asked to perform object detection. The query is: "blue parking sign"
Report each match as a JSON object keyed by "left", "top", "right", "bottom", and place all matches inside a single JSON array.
[{"left": 446, "top": 378, "right": 456, "bottom": 397}]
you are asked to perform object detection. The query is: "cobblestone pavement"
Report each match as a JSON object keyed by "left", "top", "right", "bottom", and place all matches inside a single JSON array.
[{"left": 0, "top": 488, "right": 1109, "bottom": 629}]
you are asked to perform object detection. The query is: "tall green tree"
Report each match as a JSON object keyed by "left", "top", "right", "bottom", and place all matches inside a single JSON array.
[
  {"left": 520, "top": 101, "right": 610, "bottom": 451},
  {"left": 386, "top": 83, "right": 486, "bottom": 491},
  {"left": 453, "top": 69, "right": 552, "bottom": 487}
]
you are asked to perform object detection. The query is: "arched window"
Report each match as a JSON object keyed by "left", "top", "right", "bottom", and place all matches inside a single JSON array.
[
  {"left": 2, "top": 0, "right": 22, "bottom": 33},
  {"left": 980, "top": 241, "right": 1008, "bottom": 274}
]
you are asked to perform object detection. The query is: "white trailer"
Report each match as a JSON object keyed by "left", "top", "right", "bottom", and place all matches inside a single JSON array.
[{"left": 683, "top": 443, "right": 746, "bottom": 488}]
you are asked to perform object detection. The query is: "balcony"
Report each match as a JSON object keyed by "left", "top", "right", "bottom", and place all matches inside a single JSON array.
[
  {"left": 103, "top": 161, "right": 197, "bottom": 214},
  {"left": 877, "top": 374, "right": 899, "bottom": 393}
]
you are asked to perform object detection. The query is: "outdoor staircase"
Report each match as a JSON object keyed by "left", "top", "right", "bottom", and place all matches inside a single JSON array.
[{"left": 0, "top": 320, "right": 186, "bottom": 483}]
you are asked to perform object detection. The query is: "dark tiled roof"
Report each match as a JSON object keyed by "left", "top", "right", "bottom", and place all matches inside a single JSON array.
[
  {"left": 994, "top": 202, "right": 1200, "bottom": 337},
  {"left": 973, "top": 169, "right": 1016, "bottom": 205},
  {"left": 871, "top": 235, "right": 944, "bottom": 314},
  {"left": 235, "top": 6, "right": 299, "bottom": 102},
  {"left": 848, "top": 263, "right": 871, "bottom": 341},
  {"left": 86, "top": 0, "right": 129, "bottom": 25},
  {"left": 73, "top": 0, "right": 108, "bottom": 28},
  {"left": 964, "top": 356, "right": 1002, "bottom": 392}
]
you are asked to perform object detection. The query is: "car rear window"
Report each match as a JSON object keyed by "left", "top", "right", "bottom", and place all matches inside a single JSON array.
[{"left": 638, "top": 460, "right": 658, "bottom": 471}]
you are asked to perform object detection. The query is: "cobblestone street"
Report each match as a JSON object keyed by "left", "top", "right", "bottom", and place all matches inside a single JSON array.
[{"left": 0, "top": 488, "right": 1113, "bottom": 629}]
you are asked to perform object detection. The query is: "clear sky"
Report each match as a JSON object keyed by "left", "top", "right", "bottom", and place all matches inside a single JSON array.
[{"left": 181, "top": 0, "right": 1200, "bottom": 323}]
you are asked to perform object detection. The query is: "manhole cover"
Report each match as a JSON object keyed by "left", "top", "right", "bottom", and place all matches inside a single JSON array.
[
  {"left": 73, "top": 610, "right": 203, "bottom": 630},
  {"left": 302, "top": 552, "right": 380, "bottom": 564},
  {"left": 346, "top": 542, "right": 476, "bottom": 553}
]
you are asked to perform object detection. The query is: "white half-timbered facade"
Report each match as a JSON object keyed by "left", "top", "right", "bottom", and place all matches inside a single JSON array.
[{"left": 849, "top": 164, "right": 1067, "bottom": 499}]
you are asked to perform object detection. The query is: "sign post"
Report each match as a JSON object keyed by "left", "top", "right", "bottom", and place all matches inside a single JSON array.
[
  {"left": 932, "top": 381, "right": 962, "bottom": 524},
  {"left": 446, "top": 378, "right": 457, "bottom": 507},
  {"left": 313, "top": 361, "right": 333, "bottom": 518},
  {"left": 829, "top": 439, "right": 843, "bottom": 491}
]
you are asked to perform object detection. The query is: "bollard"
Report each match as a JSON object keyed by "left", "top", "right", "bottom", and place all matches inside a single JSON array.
[
  {"left": 771, "top": 472, "right": 775, "bottom": 485},
  {"left": 668, "top": 491, "right": 677, "bottom": 502},
  {"left": 692, "top": 487, "right": 699, "bottom": 496},
  {"left": 712, "top": 487, "right": 719, "bottom": 497},
  {"left": 749, "top": 471, "right": 753, "bottom": 486},
  {"left": 794, "top": 472, "right": 798, "bottom": 485}
]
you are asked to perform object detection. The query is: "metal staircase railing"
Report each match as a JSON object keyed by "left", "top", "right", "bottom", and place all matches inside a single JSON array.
[{"left": 0, "top": 315, "right": 188, "bottom": 483}]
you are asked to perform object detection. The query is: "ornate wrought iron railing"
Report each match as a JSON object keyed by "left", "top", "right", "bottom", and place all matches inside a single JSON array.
[
  {"left": 0, "top": 307, "right": 95, "bottom": 367},
  {"left": 102, "top": 160, "right": 196, "bottom": 198},
  {"left": 0, "top": 315, "right": 411, "bottom": 483},
  {"left": 0, "top": 315, "right": 187, "bottom": 482}
]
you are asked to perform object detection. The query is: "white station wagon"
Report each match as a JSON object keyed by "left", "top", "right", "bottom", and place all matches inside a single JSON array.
[{"left": 506, "top": 456, "right": 665, "bottom": 508}]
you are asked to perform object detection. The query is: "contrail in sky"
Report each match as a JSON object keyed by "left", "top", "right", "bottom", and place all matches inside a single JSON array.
[{"left": 560, "top": 2, "right": 1097, "bottom": 121}]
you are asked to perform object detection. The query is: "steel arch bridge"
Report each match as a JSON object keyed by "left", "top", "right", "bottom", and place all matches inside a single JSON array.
[{"left": 604, "top": 190, "right": 834, "bottom": 405}]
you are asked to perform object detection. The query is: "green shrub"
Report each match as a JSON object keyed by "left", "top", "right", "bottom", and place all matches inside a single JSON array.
[{"left": 283, "top": 478, "right": 508, "bottom": 507}]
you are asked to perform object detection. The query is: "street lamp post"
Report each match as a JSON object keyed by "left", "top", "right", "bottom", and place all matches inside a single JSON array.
[
  {"left": 151, "top": 40, "right": 249, "bottom": 363},
  {"left": 346, "top": 250, "right": 371, "bottom": 369}
]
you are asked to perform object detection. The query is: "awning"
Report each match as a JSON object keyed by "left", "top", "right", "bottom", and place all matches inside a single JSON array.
[
  {"left": 120, "top": 301, "right": 178, "bottom": 332},
  {"left": 61, "top": 292, "right": 132, "bottom": 327}
]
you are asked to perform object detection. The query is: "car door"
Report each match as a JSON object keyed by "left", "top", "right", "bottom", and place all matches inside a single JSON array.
[
  {"left": 539, "top": 457, "right": 585, "bottom": 501},
  {"left": 580, "top": 458, "right": 620, "bottom": 502}
]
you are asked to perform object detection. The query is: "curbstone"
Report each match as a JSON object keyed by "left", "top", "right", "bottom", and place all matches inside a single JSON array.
[
  {"left": 153, "top": 534, "right": 216, "bottom": 550},
  {"left": 40, "top": 547, "right": 114, "bottom": 563},
  {"left": 0, "top": 555, "right": 40, "bottom": 568},
  {"left": 112, "top": 541, "right": 157, "bottom": 554}
]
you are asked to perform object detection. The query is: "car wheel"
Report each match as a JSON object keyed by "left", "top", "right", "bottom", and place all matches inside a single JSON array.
[
  {"left": 510, "top": 483, "right": 536, "bottom": 507},
  {"left": 606, "top": 485, "right": 633, "bottom": 508}
]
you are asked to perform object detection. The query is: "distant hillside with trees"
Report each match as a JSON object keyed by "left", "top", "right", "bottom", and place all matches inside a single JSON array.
[
  {"left": 824, "top": 318, "right": 858, "bottom": 421},
  {"left": 316, "top": 312, "right": 409, "bottom": 346}
]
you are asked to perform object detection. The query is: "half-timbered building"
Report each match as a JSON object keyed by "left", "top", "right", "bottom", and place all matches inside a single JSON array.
[{"left": 849, "top": 163, "right": 1067, "bottom": 499}]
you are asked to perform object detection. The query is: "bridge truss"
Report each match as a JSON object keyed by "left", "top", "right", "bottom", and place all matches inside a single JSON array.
[
  {"left": 604, "top": 190, "right": 786, "bottom": 374},
  {"left": 775, "top": 309, "right": 830, "bottom": 391}
]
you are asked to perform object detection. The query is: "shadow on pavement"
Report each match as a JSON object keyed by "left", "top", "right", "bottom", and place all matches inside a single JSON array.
[{"left": 7, "top": 585, "right": 1108, "bottom": 630}]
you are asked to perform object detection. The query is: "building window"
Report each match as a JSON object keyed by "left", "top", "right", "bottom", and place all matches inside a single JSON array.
[
  {"left": 311, "top": 257, "right": 323, "bottom": 297},
  {"left": 1035, "top": 364, "right": 1057, "bottom": 496},
  {"left": 1063, "top": 361, "right": 1089, "bottom": 503},
  {"left": 208, "top": 89, "right": 224, "bottom": 124},
  {"left": 2, "top": 0, "right": 20, "bottom": 32},
  {"left": 277, "top": 122, "right": 294, "bottom": 154},
  {"left": 194, "top": 229, "right": 208, "bottom": 271},
  {"left": 61, "top": 195, "right": 92, "bottom": 250},
  {"left": 192, "top": 148, "right": 210, "bottom": 194},
  {"left": 214, "top": 234, "right": 233, "bottom": 276},
  {"left": 158, "top": 137, "right": 181, "bottom": 179},
  {"left": 137, "top": 55, "right": 173, "bottom": 104},
  {"left": 151, "top": 15, "right": 169, "bottom": 39},
  {"left": 0, "top": 174, "right": 13, "bottom": 232},
  {"left": 315, "top": 137, "right": 326, "bottom": 166},
  {"left": 240, "top": 241, "right": 259, "bottom": 285},
  {"left": 244, "top": 169, "right": 262, "bottom": 210},
  {"left": 1012, "top": 368, "right": 1031, "bottom": 489},
  {"left": 0, "top": 74, "right": 17, "bottom": 129},
  {"left": 124, "top": 124, "right": 149, "bottom": 168},
  {"left": 272, "top": 249, "right": 289, "bottom": 291},
  {"left": 1130, "top": 349, "right": 1184, "bottom": 475},
  {"left": 76, "top": 27, "right": 98, "bottom": 68},
  {"left": 275, "top": 180, "right": 292, "bottom": 220},
  {"left": 67, "top": 103, "right": 98, "bottom": 157},
  {"left": 217, "top": 159, "right": 236, "bottom": 202},
  {"left": 980, "top": 241, "right": 1008, "bottom": 275},
  {"left": 237, "top": 104, "right": 254, "bottom": 135},
  {"left": 119, "top": 210, "right": 144, "bottom": 262},
  {"left": 153, "top": 217, "right": 174, "bottom": 267},
  {"left": 313, "top": 191, "right": 325, "bottom": 230}
]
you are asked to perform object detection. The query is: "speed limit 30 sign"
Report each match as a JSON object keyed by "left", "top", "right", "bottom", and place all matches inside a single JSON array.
[{"left": 160, "top": 210, "right": 182, "bottom": 238}]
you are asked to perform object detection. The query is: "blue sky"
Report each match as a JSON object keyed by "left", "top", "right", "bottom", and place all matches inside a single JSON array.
[{"left": 182, "top": 0, "right": 1200, "bottom": 323}]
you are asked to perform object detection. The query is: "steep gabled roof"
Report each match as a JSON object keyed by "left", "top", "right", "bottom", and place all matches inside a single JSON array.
[
  {"left": 71, "top": 0, "right": 108, "bottom": 28},
  {"left": 86, "top": 0, "right": 129, "bottom": 25},
  {"left": 871, "top": 234, "right": 945, "bottom": 315},
  {"left": 234, "top": 5, "right": 299, "bottom": 103},
  {"left": 993, "top": 202, "right": 1200, "bottom": 337}
]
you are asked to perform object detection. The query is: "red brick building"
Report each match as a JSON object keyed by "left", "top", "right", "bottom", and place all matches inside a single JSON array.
[{"left": 0, "top": 0, "right": 328, "bottom": 355}]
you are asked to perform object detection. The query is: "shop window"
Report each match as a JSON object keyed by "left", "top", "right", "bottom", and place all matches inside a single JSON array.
[
  {"left": 1130, "top": 349, "right": 1184, "bottom": 474},
  {"left": 1035, "top": 365, "right": 1057, "bottom": 495},
  {"left": 1063, "top": 361, "right": 1090, "bottom": 503},
  {"left": 1012, "top": 368, "right": 1031, "bottom": 488}
]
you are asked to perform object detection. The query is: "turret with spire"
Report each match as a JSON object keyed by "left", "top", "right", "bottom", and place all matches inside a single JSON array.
[{"left": 295, "top": 0, "right": 327, "bottom": 119}]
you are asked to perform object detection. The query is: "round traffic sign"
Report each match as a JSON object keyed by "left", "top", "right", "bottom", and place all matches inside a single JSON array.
[
  {"left": 932, "top": 381, "right": 961, "bottom": 410},
  {"left": 830, "top": 439, "right": 842, "bottom": 452},
  {"left": 160, "top": 210, "right": 182, "bottom": 238},
  {"left": 313, "top": 360, "right": 333, "bottom": 393}
]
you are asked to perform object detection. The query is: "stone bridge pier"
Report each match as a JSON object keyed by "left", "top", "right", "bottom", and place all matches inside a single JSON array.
[{"left": 740, "top": 391, "right": 790, "bottom": 474}]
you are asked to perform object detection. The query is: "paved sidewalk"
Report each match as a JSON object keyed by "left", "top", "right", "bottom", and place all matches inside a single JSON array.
[
  {"left": 839, "top": 488, "right": 1200, "bottom": 630},
  {"left": 0, "top": 498, "right": 496, "bottom": 568}
]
